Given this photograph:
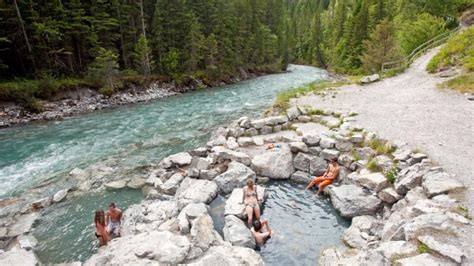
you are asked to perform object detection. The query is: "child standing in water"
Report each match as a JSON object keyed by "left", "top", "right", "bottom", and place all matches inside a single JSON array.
[{"left": 94, "top": 209, "right": 110, "bottom": 247}]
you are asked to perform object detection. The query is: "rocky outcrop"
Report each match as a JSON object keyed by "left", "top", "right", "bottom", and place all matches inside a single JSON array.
[
  {"left": 223, "top": 215, "right": 255, "bottom": 248},
  {"left": 327, "top": 184, "right": 383, "bottom": 218},
  {"left": 214, "top": 162, "right": 256, "bottom": 194},
  {"left": 176, "top": 178, "right": 218, "bottom": 204},
  {"left": 187, "top": 245, "right": 264, "bottom": 265},
  {"left": 251, "top": 143, "right": 294, "bottom": 179}
]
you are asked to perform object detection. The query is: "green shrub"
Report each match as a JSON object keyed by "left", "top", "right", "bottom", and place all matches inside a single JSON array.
[
  {"left": 439, "top": 73, "right": 474, "bottom": 94},
  {"left": 367, "top": 158, "right": 381, "bottom": 172},
  {"left": 383, "top": 167, "right": 398, "bottom": 183},
  {"left": 23, "top": 98, "right": 44, "bottom": 113},
  {"left": 417, "top": 242, "right": 432, "bottom": 254},
  {"left": 99, "top": 86, "right": 115, "bottom": 96}
]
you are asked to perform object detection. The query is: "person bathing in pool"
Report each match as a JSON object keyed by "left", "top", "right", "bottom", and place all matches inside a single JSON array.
[
  {"left": 305, "top": 158, "right": 339, "bottom": 195},
  {"left": 251, "top": 219, "right": 273, "bottom": 246},
  {"left": 242, "top": 179, "right": 261, "bottom": 227},
  {"left": 94, "top": 209, "right": 111, "bottom": 247}
]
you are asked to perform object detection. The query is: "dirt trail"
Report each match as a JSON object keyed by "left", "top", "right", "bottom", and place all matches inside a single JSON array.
[{"left": 295, "top": 48, "right": 474, "bottom": 260}]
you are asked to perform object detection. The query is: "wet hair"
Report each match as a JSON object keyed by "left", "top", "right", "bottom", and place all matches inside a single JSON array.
[
  {"left": 95, "top": 209, "right": 105, "bottom": 226},
  {"left": 330, "top": 158, "right": 338, "bottom": 164},
  {"left": 253, "top": 220, "right": 262, "bottom": 231},
  {"left": 109, "top": 202, "right": 116, "bottom": 208},
  {"left": 246, "top": 179, "right": 254, "bottom": 189}
]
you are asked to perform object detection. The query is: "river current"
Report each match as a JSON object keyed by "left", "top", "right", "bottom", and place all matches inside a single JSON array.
[{"left": 0, "top": 65, "right": 339, "bottom": 263}]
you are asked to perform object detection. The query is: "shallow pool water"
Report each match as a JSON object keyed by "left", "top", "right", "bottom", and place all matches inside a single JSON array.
[{"left": 259, "top": 182, "right": 350, "bottom": 266}]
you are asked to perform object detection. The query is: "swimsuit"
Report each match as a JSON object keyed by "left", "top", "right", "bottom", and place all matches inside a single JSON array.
[
  {"left": 244, "top": 188, "right": 258, "bottom": 208},
  {"left": 108, "top": 221, "right": 121, "bottom": 237}
]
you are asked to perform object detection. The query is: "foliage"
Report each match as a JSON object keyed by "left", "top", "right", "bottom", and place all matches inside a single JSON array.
[
  {"left": 397, "top": 13, "right": 446, "bottom": 56},
  {"left": 417, "top": 242, "right": 432, "bottom": 254},
  {"left": 133, "top": 35, "right": 153, "bottom": 77},
  {"left": 87, "top": 48, "right": 119, "bottom": 88},
  {"left": 427, "top": 26, "right": 474, "bottom": 72},
  {"left": 367, "top": 158, "right": 381, "bottom": 172},
  {"left": 383, "top": 167, "right": 398, "bottom": 183},
  {"left": 368, "top": 138, "right": 397, "bottom": 155},
  {"left": 439, "top": 73, "right": 474, "bottom": 94}
]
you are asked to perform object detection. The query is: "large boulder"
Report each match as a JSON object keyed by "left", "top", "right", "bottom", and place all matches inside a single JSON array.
[
  {"left": 176, "top": 178, "right": 218, "bottom": 204},
  {"left": 327, "top": 184, "right": 383, "bottom": 218},
  {"left": 293, "top": 153, "right": 312, "bottom": 172},
  {"left": 251, "top": 143, "right": 294, "bottom": 179},
  {"left": 287, "top": 107, "right": 301, "bottom": 120},
  {"left": 225, "top": 187, "right": 266, "bottom": 218},
  {"left": 377, "top": 187, "right": 402, "bottom": 204},
  {"left": 290, "top": 171, "right": 312, "bottom": 184},
  {"left": 122, "top": 200, "right": 180, "bottom": 235},
  {"left": 310, "top": 156, "right": 327, "bottom": 176},
  {"left": 177, "top": 203, "right": 208, "bottom": 234},
  {"left": 289, "top": 142, "right": 308, "bottom": 153},
  {"left": 223, "top": 215, "right": 255, "bottom": 248},
  {"left": 375, "top": 241, "right": 417, "bottom": 261},
  {"left": 320, "top": 149, "right": 340, "bottom": 161},
  {"left": 190, "top": 213, "right": 222, "bottom": 251},
  {"left": 214, "top": 162, "right": 256, "bottom": 194},
  {"left": 422, "top": 170, "right": 464, "bottom": 198},
  {"left": 167, "top": 152, "right": 193, "bottom": 166},
  {"left": 187, "top": 245, "right": 264, "bottom": 266},
  {"left": 395, "top": 253, "right": 456, "bottom": 266},
  {"left": 357, "top": 172, "right": 390, "bottom": 192},
  {"left": 52, "top": 189, "right": 68, "bottom": 203},
  {"left": 417, "top": 235, "right": 464, "bottom": 263},
  {"left": 0, "top": 249, "right": 39, "bottom": 265},
  {"left": 158, "top": 173, "right": 184, "bottom": 195},
  {"left": 394, "top": 162, "right": 430, "bottom": 195},
  {"left": 84, "top": 231, "right": 191, "bottom": 265},
  {"left": 212, "top": 147, "right": 252, "bottom": 166}
]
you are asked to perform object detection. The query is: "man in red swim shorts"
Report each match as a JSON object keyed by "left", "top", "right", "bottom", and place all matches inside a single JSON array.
[{"left": 305, "top": 158, "right": 339, "bottom": 195}]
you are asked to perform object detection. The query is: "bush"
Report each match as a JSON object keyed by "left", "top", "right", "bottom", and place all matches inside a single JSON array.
[
  {"left": 367, "top": 158, "right": 381, "bottom": 172},
  {"left": 23, "top": 98, "right": 44, "bottom": 113},
  {"left": 98, "top": 86, "right": 115, "bottom": 96},
  {"left": 439, "top": 73, "right": 474, "bottom": 94},
  {"left": 383, "top": 167, "right": 398, "bottom": 183}
]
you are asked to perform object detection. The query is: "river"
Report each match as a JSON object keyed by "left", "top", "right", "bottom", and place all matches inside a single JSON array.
[{"left": 0, "top": 65, "right": 330, "bottom": 263}]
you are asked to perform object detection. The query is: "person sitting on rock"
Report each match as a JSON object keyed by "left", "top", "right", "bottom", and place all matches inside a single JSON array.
[
  {"left": 106, "top": 202, "right": 122, "bottom": 238},
  {"left": 305, "top": 158, "right": 339, "bottom": 195},
  {"left": 242, "top": 179, "right": 261, "bottom": 227},
  {"left": 251, "top": 219, "right": 273, "bottom": 246},
  {"left": 94, "top": 209, "right": 111, "bottom": 246}
]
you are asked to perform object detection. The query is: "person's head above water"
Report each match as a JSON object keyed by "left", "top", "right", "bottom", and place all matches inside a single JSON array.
[
  {"left": 330, "top": 158, "right": 338, "bottom": 165},
  {"left": 246, "top": 178, "right": 254, "bottom": 189},
  {"left": 253, "top": 220, "right": 262, "bottom": 231},
  {"left": 109, "top": 202, "right": 116, "bottom": 209},
  {"left": 95, "top": 209, "right": 105, "bottom": 225}
]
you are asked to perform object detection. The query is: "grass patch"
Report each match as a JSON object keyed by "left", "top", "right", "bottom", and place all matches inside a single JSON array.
[
  {"left": 417, "top": 242, "right": 432, "bottom": 254},
  {"left": 383, "top": 167, "right": 398, "bottom": 183},
  {"left": 273, "top": 80, "right": 349, "bottom": 112},
  {"left": 457, "top": 206, "right": 472, "bottom": 220},
  {"left": 351, "top": 149, "right": 362, "bottom": 161},
  {"left": 368, "top": 138, "right": 397, "bottom": 155},
  {"left": 307, "top": 108, "right": 326, "bottom": 116},
  {"left": 367, "top": 158, "right": 382, "bottom": 172},
  {"left": 439, "top": 73, "right": 474, "bottom": 94}
]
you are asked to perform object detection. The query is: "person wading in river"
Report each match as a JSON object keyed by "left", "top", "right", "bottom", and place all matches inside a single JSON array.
[
  {"left": 251, "top": 219, "right": 273, "bottom": 246},
  {"left": 242, "top": 179, "right": 261, "bottom": 227},
  {"left": 105, "top": 203, "right": 122, "bottom": 238},
  {"left": 305, "top": 158, "right": 339, "bottom": 195},
  {"left": 94, "top": 209, "right": 110, "bottom": 246}
]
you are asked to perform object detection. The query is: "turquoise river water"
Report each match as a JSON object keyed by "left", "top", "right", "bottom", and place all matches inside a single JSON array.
[{"left": 0, "top": 65, "right": 349, "bottom": 264}]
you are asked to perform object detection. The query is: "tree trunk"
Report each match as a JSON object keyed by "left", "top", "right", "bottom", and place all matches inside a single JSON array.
[
  {"left": 116, "top": 2, "right": 128, "bottom": 68},
  {"left": 139, "top": 0, "right": 151, "bottom": 76},
  {"left": 13, "top": 0, "right": 36, "bottom": 71}
]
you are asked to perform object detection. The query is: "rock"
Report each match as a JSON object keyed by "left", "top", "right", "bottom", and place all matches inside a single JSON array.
[
  {"left": 319, "top": 247, "right": 341, "bottom": 266},
  {"left": 309, "top": 156, "right": 327, "bottom": 176},
  {"left": 360, "top": 74, "right": 380, "bottom": 84},
  {"left": 176, "top": 178, "right": 218, "bottom": 204},
  {"left": 237, "top": 137, "right": 254, "bottom": 147},
  {"left": 200, "top": 169, "right": 219, "bottom": 180},
  {"left": 224, "top": 187, "right": 265, "bottom": 218},
  {"left": 32, "top": 197, "right": 51, "bottom": 210},
  {"left": 225, "top": 137, "right": 239, "bottom": 150},
  {"left": 350, "top": 134, "right": 364, "bottom": 143},
  {"left": 320, "top": 137, "right": 336, "bottom": 149},
  {"left": 228, "top": 127, "right": 244, "bottom": 138},
  {"left": 393, "top": 149, "right": 411, "bottom": 162},
  {"left": 265, "top": 115, "right": 288, "bottom": 125},
  {"left": 84, "top": 231, "right": 191, "bottom": 265},
  {"left": 357, "top": 172, "right": 390, "bottom": 192},
  {"left": 290, "top": 171, "right": 312, "bottom": 184},
  {"left": 308, "top": 146, "right": 321, "bottom": 156},
  {"left": 375, "top": 241, "right": 417, "bottom": 261},
  {"left": 422, "top": 170, "right": 464, "bottom": 198},
  {"left": 375, "top": 155, "right": 394, "bottom": 171},
  {"left": 104, "top": 179, "right": 128, "bottom": 190},
  {"left": 191, "top": 147, "right": 208, "bottom": 157},
  {"left": 159, "top": 173, "right": 185, "bottom": 195},
  {"left": 417, "top": 235, "right": 464, "bottom": 263},
  {"left": 337, "top": 153, "right": 354, "bottom": 168},
  {"left": 297, "top": 115, "right": 311, "bottom": 123},
  {"left": 167, "top": 152, "right": 193, "bottom": 166},
  {"left": 251, "top": 143, "right": 294, "bottom": 179},
  {"left": 343, "top": 225, "right": 368, "bottom": 249},
  {"left": 52, "top": 189, "right": 69, "bottom": 203},
  {"left": 321, "top": 116, "right": 341, "bottom": 128},
  {"left": 69, "top": 167, "right": 85, "bottom": 177},
  {"left": 191, "top": 157, "right": 211, "bottom": 171},
  {"left": 190, "top": 213, "right": 220, "bottom": 251},
  {"left": 335, "top": 136, "right": 352, "bottom": 152},
  {"left": 287, "top": 107, "right": 301, "bottom": 120},
  {"left": 177, "top": 203, "right": 208, "bottom": 234},
  {"left": 377, "top": 187, "right": 402, "bottom": 204},
  {"left": 7, "top": 212, "right": 40, "bottom": 237},
  {"left": 245, "top": 128, "right": 259, "bottom": 136},
  {"left": 214, "top": 162, "right": 256, "bottom": 194},
  {"left": 0, "top": 249, "right": 38, "bottom": 265},
  {"left": 302, "top": 135, "right": 320, "bottom": 146},
  {"left": 289, "top": 142, "right": 308, "bottom": 153},
  {"left": 239, "top": 117, "right": 251, "bottom": 128},
  {"left": 121, "top": 201, "right": 179, "bottom": 235},
  {"left": 320, "top": 149, "right": 340, "bottom": 161},
  {"left": 158, "top": 218, "right": 180, "bottom": 233},
  {"left": 18, "top": 234, "right": 38, "bottom": 250},
  {"left": 187, "top": 245, "right": 264, "bottom": 266},
  {"left": 127, "top": 178, "right": 146, "bottom": 189},
  {"left": 212, "top": 147, "right": 252, "bottom": 166},
  {"left": 250, "top": 119, "right": 265, "bottom": 129},
  {"left": 260, "top": 126, "right": 273, "bottom": 135},
  {"left": 293, "top": 153, "right": 312, "bottom": 172},
  {"left": 394, "top": 162, "right": 430, "bottom": 195},
  {"left": 407, "top": 153, "right": 428, "bottom": 165},
  {"left": 395, "top": 253, "right": 456, "bottom": 266},
  {"left": 327, "top": 184, "right": 383, "bottom": 218},
  {"left": 355, "top": 147, "right": 376, "bottom": 160},
  {"left": 223, "top": 215, "right": 255, "bottom": 248}
]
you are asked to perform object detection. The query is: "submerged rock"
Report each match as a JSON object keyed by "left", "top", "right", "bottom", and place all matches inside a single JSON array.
[{"left": 104, "top": 179, "right": 128, "bottom": 190}]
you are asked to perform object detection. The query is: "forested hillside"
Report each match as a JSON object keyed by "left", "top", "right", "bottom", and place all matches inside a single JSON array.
[{"left": 0, "top": 0, "right": 470, "bottom": 107}]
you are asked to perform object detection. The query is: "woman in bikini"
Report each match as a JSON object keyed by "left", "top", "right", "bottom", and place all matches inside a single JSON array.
[
  {"left": 94, "top": 209, "right": 110, "bottom": 247},
  {"left": 242, "top": 179, "right": 261, "bottom": 227}
]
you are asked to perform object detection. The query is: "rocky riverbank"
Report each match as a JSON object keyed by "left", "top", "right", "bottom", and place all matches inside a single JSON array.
[
  {"left": 0, "top": 71, "right": 268, "bottom": 129},
  {"left": 0, "top": 101, "right": 471, "bottom": 265}
]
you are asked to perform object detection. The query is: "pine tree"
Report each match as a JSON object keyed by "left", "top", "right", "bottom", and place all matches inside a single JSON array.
[
  {"left": 133, "top": 34, "right": 153, "bottom": 76},
  {"left": 184, "top": 14, "right": 205, "bottom": 72},
  {"left": 88, "top": 47, "right": 119, "bottom": 90}
]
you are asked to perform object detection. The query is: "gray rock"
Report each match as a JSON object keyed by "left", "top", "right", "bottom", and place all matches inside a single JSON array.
[
  {"left": 225, "top": 137, "right": 239, "bottom": 150},
  {"left": 191, "top": 157, "right": 211, "bottom": 171},
  {"left": 393, "top": 149, "right": 411, "bottom": 162},
  {"left": 422, "top": 170, "right": 464, "bottom": 198},
  {"left": 158, "top": 217, "right": 180, "bottom": 233},
  {"left": 395, "top": 253, "right": 456, "bottom": 266},
  {"left": 18, "top": 234, "right": 38, "bottom": 251},
  {"left": 127, "top": 178, "right": 146, "bottom": 189},
  {"left": 343, "top": 225, "right": 368, "bottom": 249},
  {"left": 237, "top": 137, "right": 254, "bottom": 147},
  {"left": 69, "top": 167, "right": 86, "bottom": 178},
  {"left": 308, "top": 146, "right": 322, "bottom": 156},
  {"left": 418, "top": 235, "right": 464, "bottom": 263},
  {"left": 355, "top": 147, "right": 376, "bottom": 160},
  {"left": 84, "top": 231, "right": 191, "bottom": 265},
  {"left": 260, "top": 125, "right": 273, "bottom": 135},
  {"left": 287, "top": 107, "right": 301, "bottom": 120},
  {"left": 394, "top": 162, "right": 430, "bottom": 195},
  {"left": 360, "top": 74, "right": 380, "bottom": 84},
  {"left": 159, "top": 173, "right": 185, "bottom": 195},
  {"left": 302, "top": 135, "right": 320, "bottom": 146},
  {"left": 0, "top": 249, "right": 38, "bottom": 266},
  {"left": 212, "top": 146, "right": 252, "bottom": 166},
  {"left": 293, "top": 153, "right": 312, "bottom": 172},
  {"left": 318, "top": 248, "right": 342, "bottom": 266},
  {"left": 228, "top": 127, "right": 244, "bottom": 138},
  {"left": 245, "top": 128, "right": 258, "bottom": 136},
  {"left": 321, "top": 116, "right": 341, "bottom": 128},
  {"left": 239, "top": 117, "right": 251, "bottom": 128},
  {"left": 350, "top": 134, "right": 364, "bottom": 143},
  {"left": 191, "top": 147, "right": 208, "bottom": 157},
  {"left": 190, "top": 213, "right": 220, "bottom": 251},
  {"left": 290, "top": 171, "right": 312, "bottom": 184},
  {"left": 52, "top": 189, "right": 69, "bottom": 203},
  {"left": 377, "top": 187, "right": 402, "bottom": 204},
  {"left": 167, "top": 152, "right": 193, "bottom": 166},
  {"left": 273, "top": 125, "right": 282, "bottom": 132},
  {"left": 375, "top": 155, "right": 394, "bottom": 172},
  {"left": 32, "top": 197, "right": 51, "bottom": 210},
  {"left": 186, "top": 245, "right": 264, "bottom": 266},
  {"left": 224, "top": 187, "right": 265, "bottom": 218},
  {"left": 320, "top": 149, "right": 340, "bottom": 161},
  {"left": 375, "top": 241, "right": 417, "bottom": 261},
  {"left": 289, "top": 142, "right": 308, "bottom": 153},
  {"left": 335, "top": 136, "right": 353, "bottom": 152},
  {"left": 176, "top": 178, "right": 218, "bottom": 204},
  {"left": 214, "top": 161, "right": 256, "bottom": 194},
  {"left": 309, "top": 156, "right": 327, "bottom": 176},
  {"left": 7, "top": 212, "right": 40, "bottom": 237},
  {"left": 338, "top": 153, "right": 354, "bottom": 168},
  {"left": 223, "top": 215, "right": 255, "bottom": 249},
  {"left": 177, "top": 203, "right": 208, "bottom": 234},
  {"left": 265, "top": 115, "right": 288, "bottom": 125},
  {"left": 200, "top": 169, "right": 219, "bottom": 180},
  {"left": 320, "top": 137, "right": 336, "bottom": 149},
  {"left": 251, "top": 143, "right": 294, "bottom": 179},
  {"left": 327, "top": 184, "right": 383, "bottom": 218},
  {"left": 250, "top": 119, "right": 265, "bottom": 129},
  {"left": 357, "top": 172, "right": 390, "bottom": 192},
  {"left": 297, "top": 115, "right": 311, "bottom": 123},
  {"left": 407, "top": 153, "right": 428, "bottom": 165},
  {"left": 104, "top": 179, "right": 127, "bottom": 190}
]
